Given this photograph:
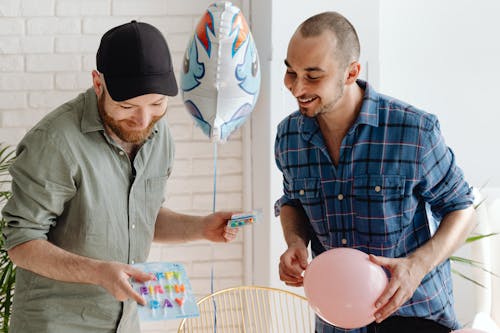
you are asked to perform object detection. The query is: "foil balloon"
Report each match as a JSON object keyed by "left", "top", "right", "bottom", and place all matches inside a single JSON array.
[{"left": 180, "top": 1, "right": 260, "bottom": 142}]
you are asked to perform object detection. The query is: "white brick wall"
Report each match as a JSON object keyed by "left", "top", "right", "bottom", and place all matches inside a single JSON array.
[{"left": 0, "top": 1, "right": 247, "bottom": 332}]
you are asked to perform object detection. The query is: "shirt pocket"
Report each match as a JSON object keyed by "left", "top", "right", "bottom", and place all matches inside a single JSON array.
[
  {"left": 145, "top": 176, "right": 168, "bottom": 224},
  {"left": 289, "top": 178, "right": 328, "bottom": 236},
  {"left": 352, "top": 174, "right": 406, "bottom": 244}
]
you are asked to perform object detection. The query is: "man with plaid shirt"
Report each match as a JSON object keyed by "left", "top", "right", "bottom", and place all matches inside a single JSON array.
[{"left": 275, "top": 12, "right": 475, "bottom": 333}]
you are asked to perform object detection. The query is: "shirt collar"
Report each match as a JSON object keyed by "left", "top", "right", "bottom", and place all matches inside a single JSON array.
[
  {"left": 354, "top": 79, "right": 379, "bottom": 129},
  {"left": 299, "top": 115, "right": 320, "bottom": 142},
  {"left": 299, "top": 79, "right": 380, "bottom": 141},
  {"left": 81, "top": 88, "right": 104, "bottom": 134}
]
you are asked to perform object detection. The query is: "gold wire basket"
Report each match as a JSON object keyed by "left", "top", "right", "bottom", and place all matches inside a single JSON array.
[{"left": 177, "top": 285, "right": 314, "bottom": 333}]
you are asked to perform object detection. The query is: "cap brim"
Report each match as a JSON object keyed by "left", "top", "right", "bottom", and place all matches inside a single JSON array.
[{"left": 105, "top": 71, "right": 178, "bottom": 101}]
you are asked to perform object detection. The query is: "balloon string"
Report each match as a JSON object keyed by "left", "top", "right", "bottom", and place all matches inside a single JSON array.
[
  {"left": 211, "top": 267, "right": 216, "bottom": 332},
  {"left": 212, "top": 141, "right": 218, "bottom": 332},
  {"left": 212, "top": 141, "right": 217, "bottom": 213}
]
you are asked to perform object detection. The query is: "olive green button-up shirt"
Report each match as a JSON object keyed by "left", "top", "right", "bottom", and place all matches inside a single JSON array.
[{"left": 2, "top": 88, "right": 174, "bottom": 333}]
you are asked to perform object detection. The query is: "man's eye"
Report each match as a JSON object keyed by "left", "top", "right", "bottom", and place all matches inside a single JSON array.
[
  {"left": 121, "top": 105, "right": 133, "bottom": 109},
  {"left": 286, "top": 71, "right": 296, "bottom": 76},
  {"left": 307, "top": 76, "right": 320, "bottom": 80}
]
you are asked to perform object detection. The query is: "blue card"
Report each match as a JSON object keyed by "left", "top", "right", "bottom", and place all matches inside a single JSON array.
[
  {"left": 131, "top": 262, "right": 199, "bottom": 321},
  {"left": 227, "top": 209, "right": 263, "bottom": 228}
]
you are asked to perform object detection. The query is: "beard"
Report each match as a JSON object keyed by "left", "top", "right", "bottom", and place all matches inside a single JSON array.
[
  {"left": 97, "top": 92, "right": 165, "bottom": 144},
  {"left": 300, "top": 78, "right": 345, "bottom": 117}
]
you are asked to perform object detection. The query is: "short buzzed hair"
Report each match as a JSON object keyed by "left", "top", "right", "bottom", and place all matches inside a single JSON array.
[{"left": 299, "top": 12, "right": 360, "bottom": 69}]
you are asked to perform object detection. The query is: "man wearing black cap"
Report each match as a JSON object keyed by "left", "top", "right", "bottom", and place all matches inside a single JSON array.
[{"left": 2, "top": 21, "right": 238, "bottom": 333}]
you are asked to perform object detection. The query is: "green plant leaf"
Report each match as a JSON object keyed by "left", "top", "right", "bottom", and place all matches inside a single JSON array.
[
  {"left": 0, "top": 143, "right": 15, "bottom": 332},
  {"left": 450, "top": 255, "right": 500, "bottom": 278},
  {"left": 465, "top": 232, "right": 499, "bottom": 243},
  {"left": 451, "top": 268, "right": 486, "bottom": 288}
]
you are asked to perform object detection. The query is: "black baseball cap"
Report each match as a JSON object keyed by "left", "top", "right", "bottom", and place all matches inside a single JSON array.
[{"left": 96, "top": 20, "right": 178, "bottom": 101}]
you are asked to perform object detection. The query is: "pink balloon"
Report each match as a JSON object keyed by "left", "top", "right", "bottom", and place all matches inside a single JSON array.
[
  {"left": 303, "top": 248, "right": 388, "bottom": 329},
  {"left": 452, "top": 329, "right": 488, "bottom": 333}
]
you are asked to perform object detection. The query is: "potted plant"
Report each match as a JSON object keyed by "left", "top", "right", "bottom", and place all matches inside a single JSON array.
[{"left": 0, "top": 145, "right": 16, "bottom": 332}]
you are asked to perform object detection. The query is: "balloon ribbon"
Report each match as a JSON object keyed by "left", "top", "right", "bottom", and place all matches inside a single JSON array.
[{"left": 212, "top": 141, "right": 218, "bottom": 332}]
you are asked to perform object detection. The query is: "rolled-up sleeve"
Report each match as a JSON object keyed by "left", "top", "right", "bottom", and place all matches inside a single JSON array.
[
  {"left": 418, "top": 116, "right": 474, "bottom": 219},
  {"left": 2, "top": 129, "right": 78, "bottom": 250},
  {"left": 274, "top": 174, "right": 299, "bottom": 217},
  {"left": 274, "top": 128, "right": 301, "bottom": 217}
]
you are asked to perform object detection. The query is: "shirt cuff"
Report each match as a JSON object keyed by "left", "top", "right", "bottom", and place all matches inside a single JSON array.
[
  {"left": 3, "top": 226, "right": 48, "bottom": 251},
  {"left": 274, "top": 196, "right": 301, "bottom": 217},
  {"left": 431, "top": 185, "right": 474, "bottom": 219}
]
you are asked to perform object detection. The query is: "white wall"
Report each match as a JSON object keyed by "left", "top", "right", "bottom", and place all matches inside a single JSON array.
[{"left": 379, "top": 0, "right": 500, "bottom": 189}]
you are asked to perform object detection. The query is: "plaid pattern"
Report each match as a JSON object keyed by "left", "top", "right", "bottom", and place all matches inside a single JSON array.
[{"left": 274, "top": 80, "right": 473, "bottom": 333}]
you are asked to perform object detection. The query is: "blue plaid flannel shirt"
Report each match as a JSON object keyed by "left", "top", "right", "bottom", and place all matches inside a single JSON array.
[{"left": 274, "top": 80, "right": 474, "bottom": 332}]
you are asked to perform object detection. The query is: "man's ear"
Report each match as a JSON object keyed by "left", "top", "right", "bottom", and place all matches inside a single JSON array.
[
  {"left": 345, "top": 61, "right": 361, "bottom": 85},
  {"left": 91, "top": 70, "right": 104, "bottom": 97}
]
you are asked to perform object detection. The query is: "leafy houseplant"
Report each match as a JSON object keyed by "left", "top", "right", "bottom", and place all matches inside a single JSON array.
[{"left": 0, "top": 145, "right": 16, "bottom": 332}]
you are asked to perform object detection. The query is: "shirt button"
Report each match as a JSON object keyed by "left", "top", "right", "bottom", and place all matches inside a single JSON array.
[
  {"left": 299, "top": 189, "right": 305, "bottom": 195},
  {"left": 341, "top": 238, "right": 347, "bottom": 245},
  {"left": 337, "top": 193, "right": 344, "bottom": 200},
  {"left": 374, "top": 185, "right": 382, "bottom": 193},
  {"left": 119, "top": 151, "right": 125, "bottom": 156},
  {"left": 131, "top": 224, "right": 136, "bottom": 230}
]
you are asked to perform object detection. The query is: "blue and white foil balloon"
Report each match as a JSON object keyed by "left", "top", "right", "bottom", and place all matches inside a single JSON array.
[{"left": 181, "top": 1, "right": 261, "bottom": 142}]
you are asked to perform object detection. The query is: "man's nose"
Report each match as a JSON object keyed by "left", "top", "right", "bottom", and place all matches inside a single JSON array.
[
  {"left": 290, "top": 79, "right": 305, "bottom": 97},
  {"left": 134, "top": 109, "right": 151, "bottom": 128}
]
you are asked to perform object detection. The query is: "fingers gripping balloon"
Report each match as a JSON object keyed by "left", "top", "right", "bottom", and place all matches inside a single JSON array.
[
  {"left": 303, "top": 248, "right": 388, "bottom": 329},
  {"left": 181, "top": 1, "right": 261, "bottom": 142}
]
